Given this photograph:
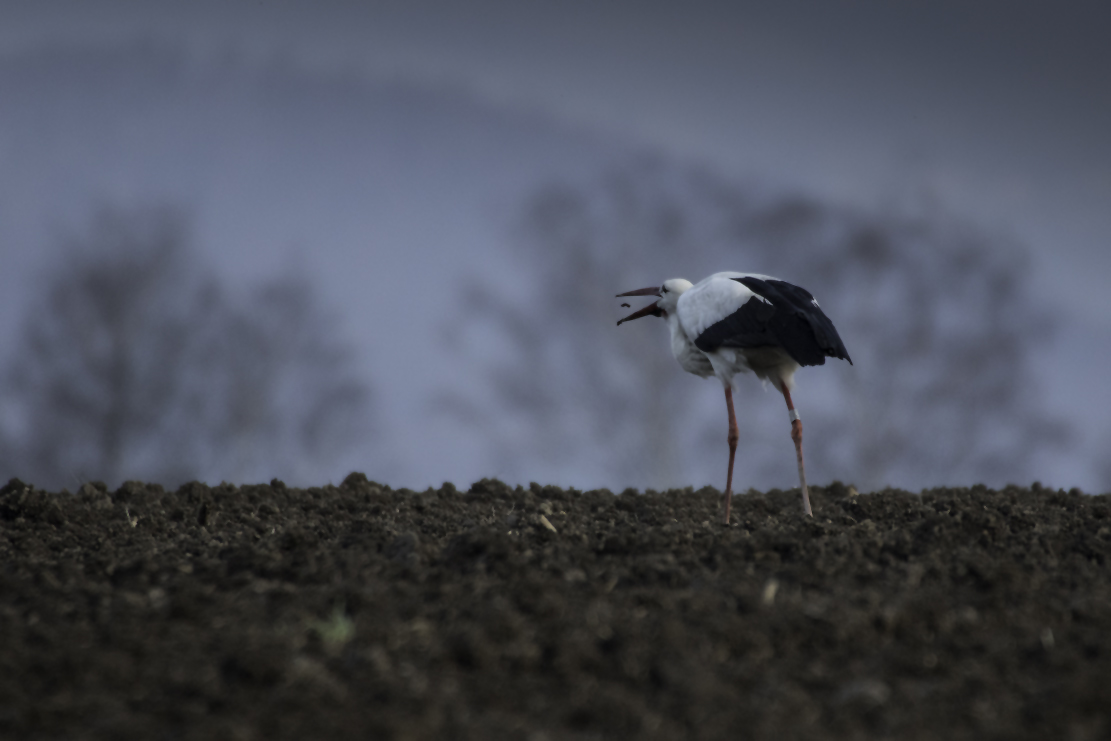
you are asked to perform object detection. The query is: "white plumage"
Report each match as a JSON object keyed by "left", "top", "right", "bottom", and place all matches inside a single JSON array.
[{"left": 617, "top": 271, "right": 852, "bottom": 523}]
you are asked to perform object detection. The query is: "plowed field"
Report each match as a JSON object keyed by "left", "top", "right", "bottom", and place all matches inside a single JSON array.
[{"left": 2, "top": 476, "right": 1109, "bottom": 740}]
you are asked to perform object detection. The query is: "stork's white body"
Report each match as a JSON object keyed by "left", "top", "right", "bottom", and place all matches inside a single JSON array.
[
  {"left": 617, "top": 271, "right": 852, "bottom": 523},
  {"left": 663, "top": 272, "right": 801, "bottom": 392}
]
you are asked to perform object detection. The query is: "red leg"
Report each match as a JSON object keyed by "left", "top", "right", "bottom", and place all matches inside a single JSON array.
[
  {"left": 781, "top": 385, "right": 813, "bottom": 517},
  {"left": 723, "top": 386, "right": 739, "bottom": 525}
]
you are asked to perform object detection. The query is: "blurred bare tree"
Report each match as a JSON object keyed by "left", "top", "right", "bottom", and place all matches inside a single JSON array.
[
  {"left": 0, "top": 206, "right": 371, "bottom": 489},
  {"left": 446, "top": 158, "right": 1067, "bottom": 492}
]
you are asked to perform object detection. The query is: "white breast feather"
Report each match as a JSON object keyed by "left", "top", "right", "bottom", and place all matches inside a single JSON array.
[{"left": 677, "top": 273, "right": 765, "bottom": 341}]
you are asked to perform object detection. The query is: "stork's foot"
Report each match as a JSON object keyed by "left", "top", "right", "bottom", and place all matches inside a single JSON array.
[
  {"left": 722, "top": 480, "right": 734, "bottom": 526},
  {"left": 799, "top": 484, "right": 813, "bottom": 518}
]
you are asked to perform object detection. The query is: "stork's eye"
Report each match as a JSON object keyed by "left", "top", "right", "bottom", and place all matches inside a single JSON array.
[{"left": 661, "top": 286, "right": 668, "bottom": 293}]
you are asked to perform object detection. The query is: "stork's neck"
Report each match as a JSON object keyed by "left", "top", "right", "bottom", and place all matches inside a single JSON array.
[
  {"left": 664, "top": 311, "right": 686, "bottom": 347},
  {"left": 665, "top": 311, "right": 712, "bottom": 377}
]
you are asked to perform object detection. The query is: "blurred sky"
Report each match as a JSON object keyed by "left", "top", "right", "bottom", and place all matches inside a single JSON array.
[{"left": 1, "top": 0, "right": 1109, "bottom": 490}]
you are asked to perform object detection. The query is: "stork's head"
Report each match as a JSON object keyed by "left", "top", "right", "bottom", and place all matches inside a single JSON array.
[{"left": 616, "top": 278, "right": 692, "bottom": 325}]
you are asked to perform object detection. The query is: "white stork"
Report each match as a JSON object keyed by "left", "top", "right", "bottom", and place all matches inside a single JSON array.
[{"left": 616, "top": 272, "right": 852, "bottom": 523}]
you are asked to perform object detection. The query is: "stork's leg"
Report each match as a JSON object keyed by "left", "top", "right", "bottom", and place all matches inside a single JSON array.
[
  {"left": 781, "top": 385, "right": 813, "bottom": 517},
  {"left": 723, "top": 385, "right": 739, "bottom": 525}
]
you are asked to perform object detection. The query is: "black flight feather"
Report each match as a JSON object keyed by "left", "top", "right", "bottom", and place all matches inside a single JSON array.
[{"left": 693, "top": 277, "right": 852, "bottom": 367}]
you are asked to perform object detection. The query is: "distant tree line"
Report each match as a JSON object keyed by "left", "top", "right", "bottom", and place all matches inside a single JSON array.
[
  {"left": 0, "top": 206, "right": 372, "bottom": 490},
  {"left": 446, "top": 157, "right": 1068, "bottom": 492}
]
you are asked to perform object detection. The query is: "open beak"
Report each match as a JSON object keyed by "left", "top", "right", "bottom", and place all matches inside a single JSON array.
[{"left": 616, "top": 286, "right": 662, "bottom": 325}]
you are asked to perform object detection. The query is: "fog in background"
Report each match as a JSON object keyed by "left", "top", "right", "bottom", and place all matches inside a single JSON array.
[{"left": 1, "top": 1, "right": 1108, "bottom": 493}]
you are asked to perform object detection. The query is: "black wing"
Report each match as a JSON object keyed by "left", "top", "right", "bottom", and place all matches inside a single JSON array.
[{"left": 693, "top": 277, "right": 852, "bottom": 367}]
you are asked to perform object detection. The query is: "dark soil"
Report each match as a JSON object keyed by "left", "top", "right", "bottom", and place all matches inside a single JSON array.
[{"left": 1, "top": 475, "right": 1109, "bottom": 740}]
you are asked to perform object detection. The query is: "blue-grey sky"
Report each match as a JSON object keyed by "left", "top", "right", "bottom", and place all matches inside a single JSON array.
[
  {"left": 1, "top": 1, "right": 1109, "bottom": 491},
  {"left": 4, "top": 1, "right": 1108, "bottom": 309}
]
